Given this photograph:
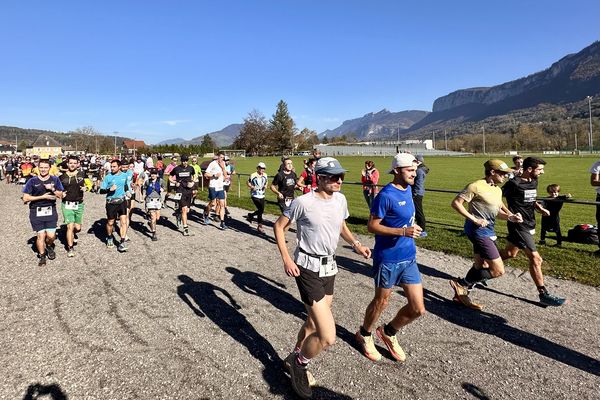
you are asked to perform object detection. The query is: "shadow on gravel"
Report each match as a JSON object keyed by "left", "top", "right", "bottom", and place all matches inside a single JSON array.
[
  {"left": 336, "top": 255, "right": 372, "bottom": 278},
  {"left": 87, "top": 218, "right": 108, "bottom": 242},
  {"left": 418, "top": 264, "right": 545, "bottom": 308},
  {"left": 225, "top": 267, "right": 363, "bottom": 353},
  {"left": 176, "top": 275, "right": 290, "bottom": 397},
  {"left": 420, "top": 288, "right": 600, "bottom": 377},
  {"left": 224, "top": 218, "right": 277, "bottom": 244},
  {"left": 22, "top": 383, "right": 68, "bottom": 400},
  {"left": 461, "top": 383, "right": 490, "bottom": 400}
]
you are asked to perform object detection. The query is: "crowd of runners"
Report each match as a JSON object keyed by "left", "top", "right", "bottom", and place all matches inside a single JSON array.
[{"left": 3, "top": 149, "right": 599, "bottom": 400}]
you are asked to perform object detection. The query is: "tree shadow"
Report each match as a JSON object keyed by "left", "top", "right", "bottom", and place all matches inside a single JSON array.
[
  {"left": 421, "top": 288, "right": 600, "bottom": 377},
  {"left": 22, "top": 383, "right": 68, "bottom": 400},
  {"left": 176, "top": 275, "right": 289, "bottom": 396}
]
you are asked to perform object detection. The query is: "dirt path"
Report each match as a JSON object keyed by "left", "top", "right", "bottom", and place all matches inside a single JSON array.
[{"left": 1, "top": 182, "right": 598, "bottom": 399}]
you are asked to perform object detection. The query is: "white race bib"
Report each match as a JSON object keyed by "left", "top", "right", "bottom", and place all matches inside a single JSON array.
[
  {"left": 285, "top": 197, "right": 293, "bottom": 207},
  {"left": 64, "top": 201, "right": 79, "bottom": 210},
  {"left": 36, "top": 206, "right": 53, "bottom": 217},
  {"left": 146, "top": 198, "right": 162, "bottom": 210},
  {"left": 529, "top": 229, "right": 536, "bottom": 235},
  {"left": 319, "top": 257, "right": 338, "bottom": 278}
]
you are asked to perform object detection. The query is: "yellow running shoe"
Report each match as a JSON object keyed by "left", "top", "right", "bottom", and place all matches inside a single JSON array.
[{"left": 375, "top": 326, "right": 406, "bottom": 362}]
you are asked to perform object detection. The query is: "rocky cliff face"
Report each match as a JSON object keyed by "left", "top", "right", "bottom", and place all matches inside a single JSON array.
[
  {"left": 320, "top": 109, "right": 428, "bottom": 140},
  {"left": 432, "top": 41, "right": 600, "bottom": 112}
]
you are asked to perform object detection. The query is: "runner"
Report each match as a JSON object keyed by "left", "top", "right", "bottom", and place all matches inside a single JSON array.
[
  {"left": 246, "top": 162, "right": 268, "bottom": 233},
  {"left": 58, "top": 155, "right": 87, "bottom": 257},
  {"left": 170, "top": 155, "right": 195, "bottom": 236},
  {"left": 99, "top": 159, "right": 130, "bottom": 252},
  {"left": 21, "top": 159, "right": 64, "bottom": 266},
  {"left": 120, "top": 159, "right": 135, "bottom": 242},
  {"left": 449, "top": 159, "right": 522, "bottom": 310},
  {"left": 190, "top": 156, "right": 202, "bottom": 207},
  {"left": 144, "top": 168, "right": 163, "bottom": 241},
  {"left": 270, "top": 157, "right": 298, "bottom": 216},
  {"left": 4, "top": 157, "right": 16, "bottom": 184},
  {"left": 221, "top": 155, "right": 235, "bottom": 216},
  {"left": 274, "top": 157, "right": 371, "bottom": 400},
  {"left": 500, "top": 157, "right": 566, "bottom": 306},
  {"left": 20, "top": 156, "right": 34, "bottom": 183},
  {"left": 355, "top": 153, "right": 424, "bottom": 363},
  {"left": 297, "top": 158, "right": 317, "bottom": 194},
  {"left": 590, "top": 159, "right": 600, "bottom": 257},
  {"left": 203, "top": 151, "right": 228, "bottom": 230}
]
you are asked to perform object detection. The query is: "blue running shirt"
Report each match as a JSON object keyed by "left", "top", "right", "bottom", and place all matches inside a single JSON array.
[{"left": 371, "top": 183, "right": 416, "bottom": 263}]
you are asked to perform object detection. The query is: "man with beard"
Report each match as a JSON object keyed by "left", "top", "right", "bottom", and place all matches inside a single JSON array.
[
  {"left": 501, "top": 157, "right": 566, "bottom": 306},
  {"left": 59, "top": 155, "right": 87, "bottom": 257}
]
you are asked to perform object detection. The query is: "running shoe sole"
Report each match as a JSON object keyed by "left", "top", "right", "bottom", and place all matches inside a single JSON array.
[{"left": 452, "top": 295, "right": 483, "bottom": 310}]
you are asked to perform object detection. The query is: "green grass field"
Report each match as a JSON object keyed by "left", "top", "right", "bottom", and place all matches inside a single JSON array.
[{"left": 201, "top": 154, "right": 600, "bottom": 286}]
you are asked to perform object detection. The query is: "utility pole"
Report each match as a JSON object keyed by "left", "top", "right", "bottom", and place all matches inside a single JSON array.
[
  {"left": 482, "top": 125, "right": 486, "bottom": 154},
  {"left": 113, "top": 132, "right": 118, "bottom": 157},
  {"left": 444, "top": 129, "right": 448, "bottom": 151},
  {"left": 432, "top": 131, "right": 436, "bottom": 149},
  {"left": 588, "top": 96, "right": 593, "bottom": 153}
]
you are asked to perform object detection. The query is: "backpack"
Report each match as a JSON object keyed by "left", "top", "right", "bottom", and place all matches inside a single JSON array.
[{"left": 567, "top": 224, "right": 599, "bottom": 245}]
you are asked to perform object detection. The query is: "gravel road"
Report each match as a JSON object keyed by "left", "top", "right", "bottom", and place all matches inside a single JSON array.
[{"left": 1, "top": 182, "right": 598, "bottom": 400}]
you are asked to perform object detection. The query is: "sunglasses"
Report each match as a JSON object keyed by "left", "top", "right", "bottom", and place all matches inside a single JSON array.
[{"left": 319, "top": 173, "right": 345, "bottom": 182}]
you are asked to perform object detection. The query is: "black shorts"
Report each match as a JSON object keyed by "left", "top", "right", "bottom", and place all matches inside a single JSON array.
[
  {"left": 106, "top": 201, "right": 128, "bottom": 220},
  {"left": 223, "top": 184, "right": 231, "bottom": 193},
  {"left": 507, "top": 226, "right": 537, "bottom": 252},
  {"left": 178, "top": 190, "right": 194, "bottom": 208},
  {"left": 295, "top": 267, "right": 335, "bottom": 306},
  {"left": 29, "top": 208, "right": 58, "bottom": 232}
]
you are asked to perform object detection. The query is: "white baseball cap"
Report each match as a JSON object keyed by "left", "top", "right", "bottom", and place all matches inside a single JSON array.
[
  {"left": 257, "top": 162, "right": 266, "bottom": 169},
  {"left": 388, "top": 153, "right": 417, "bottom": 173}
]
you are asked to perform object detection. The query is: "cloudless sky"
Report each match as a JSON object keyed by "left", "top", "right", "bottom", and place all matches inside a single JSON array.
[{"left": 1, "top": 0, "right": 598, "bottom": 144}]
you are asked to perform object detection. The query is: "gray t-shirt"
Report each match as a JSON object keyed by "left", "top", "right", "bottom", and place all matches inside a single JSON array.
[{"left": 284, "top": 191, "right": 349, "bottom": 272}]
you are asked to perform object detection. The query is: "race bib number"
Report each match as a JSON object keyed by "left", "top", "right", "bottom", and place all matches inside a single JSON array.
[
  {"left": 171, "top": 193, "right": 182, "bottom": 201},
  {"left": 319, "top": 257, "right": 338, "bottom": 278},
  {"left": 64, "top": 201, "right": 79, "bottom": 210},
  {"left": 284, "top": 197, "right": 293, "bottom": 207},
  {"left": 146, "top": 198, "right": 162, "bottom": 210},
  {"left": 36, "top": 206, "right": 53, "bottom": 217}
]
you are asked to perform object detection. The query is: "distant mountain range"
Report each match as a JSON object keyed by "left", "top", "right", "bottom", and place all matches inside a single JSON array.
[
  {"left": 319, "top": 110, "right": 428, "bottom": 140},
  {"left": 157, "top": 124, "right": 243, "bottom": 146},
  {"left": 405, "top": 41, "right": 600, "bottom": 135}
]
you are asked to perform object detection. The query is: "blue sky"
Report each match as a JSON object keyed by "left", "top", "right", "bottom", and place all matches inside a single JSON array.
[{"left": 1, "top": 0, "right": 598, "bottom": 144}]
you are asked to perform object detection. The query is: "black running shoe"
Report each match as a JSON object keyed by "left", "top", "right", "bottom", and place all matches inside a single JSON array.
[
  {"left": 284, "top": 352, "right": 312, "bottom": 399},
  {"left": 38, "top": 254, "right": 47, "bottom": 266},
  {"left": 46, "top": 245, "right": 56, "bottom": 260}
]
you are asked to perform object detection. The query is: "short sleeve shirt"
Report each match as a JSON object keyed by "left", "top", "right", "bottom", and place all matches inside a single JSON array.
[
  {"left": 23, "top": 175, "right": 64, "bottom": 208},
  {"left": 284, "top": 191, "right": 349, "bottom": 272},
  {"left": 59, "top": 171, "right": 86, "bottom": 202},
  {"left": 459, "top": 179, "right": 503, "bottom": 238},
  {"left": 370, "top": 183, "right": 416, "bottom": 263},
  {"left": 170, "top": 165, "right": 196, "bottom": 191},
  {"left": 590, "top": 161, "right": 600, "bottom": 195},
  {"left": 503, "top": 177, "right": 538, "bottom": 230},
  {"left": 206, "top": 160, "right": 225, "bottom": 190},
  {"left": 248, "top": 172, "right": 268, "bottom": 198},
  {"left": 272, "top": 171, "right": 298, "bottom": 199}
]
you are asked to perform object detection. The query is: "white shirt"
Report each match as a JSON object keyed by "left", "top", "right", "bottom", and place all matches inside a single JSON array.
[
  {"left": 285, "top": 191, "right": 349, "bottom": 272},
  {"left": 146, "top": 158, "right": 154, "bottom": 169},
  {"left": 133, "top": 161, "right": 145, "bottom": 174},
  {"left": 206, "top": 160, "right": 224, "bottom": 190},
  {"left": 590, "top": 161, "right": 600, "bottom": 195}
]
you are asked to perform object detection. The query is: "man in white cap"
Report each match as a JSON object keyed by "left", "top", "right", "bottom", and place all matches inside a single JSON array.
[
  {"left": 355, "top": 153, "right": 423, "bottom": 363},
  {"left": 274, "top": 157, "right": 371, "bottom": 399}
]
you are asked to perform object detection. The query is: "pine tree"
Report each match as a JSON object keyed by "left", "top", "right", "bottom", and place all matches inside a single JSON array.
[{"left": 269, "top": 100, "right": 296, "bottom": 154}]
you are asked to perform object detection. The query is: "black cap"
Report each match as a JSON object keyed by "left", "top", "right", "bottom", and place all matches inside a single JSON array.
[{"left": 181, "top": 155, "right": 189, "bottom": 162}]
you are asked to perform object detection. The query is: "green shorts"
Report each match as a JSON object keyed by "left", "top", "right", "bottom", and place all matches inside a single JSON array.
[{"left": 61, "top": 202, "right": 85, "bottom": 225}]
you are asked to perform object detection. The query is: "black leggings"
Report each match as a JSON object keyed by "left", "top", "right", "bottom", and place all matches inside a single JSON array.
[
  {"left": 596, "top": 194, "right": 600, "bottom": 249},
  {"left": 251, "top": 197, "right": 265, "bottom": 224}
]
